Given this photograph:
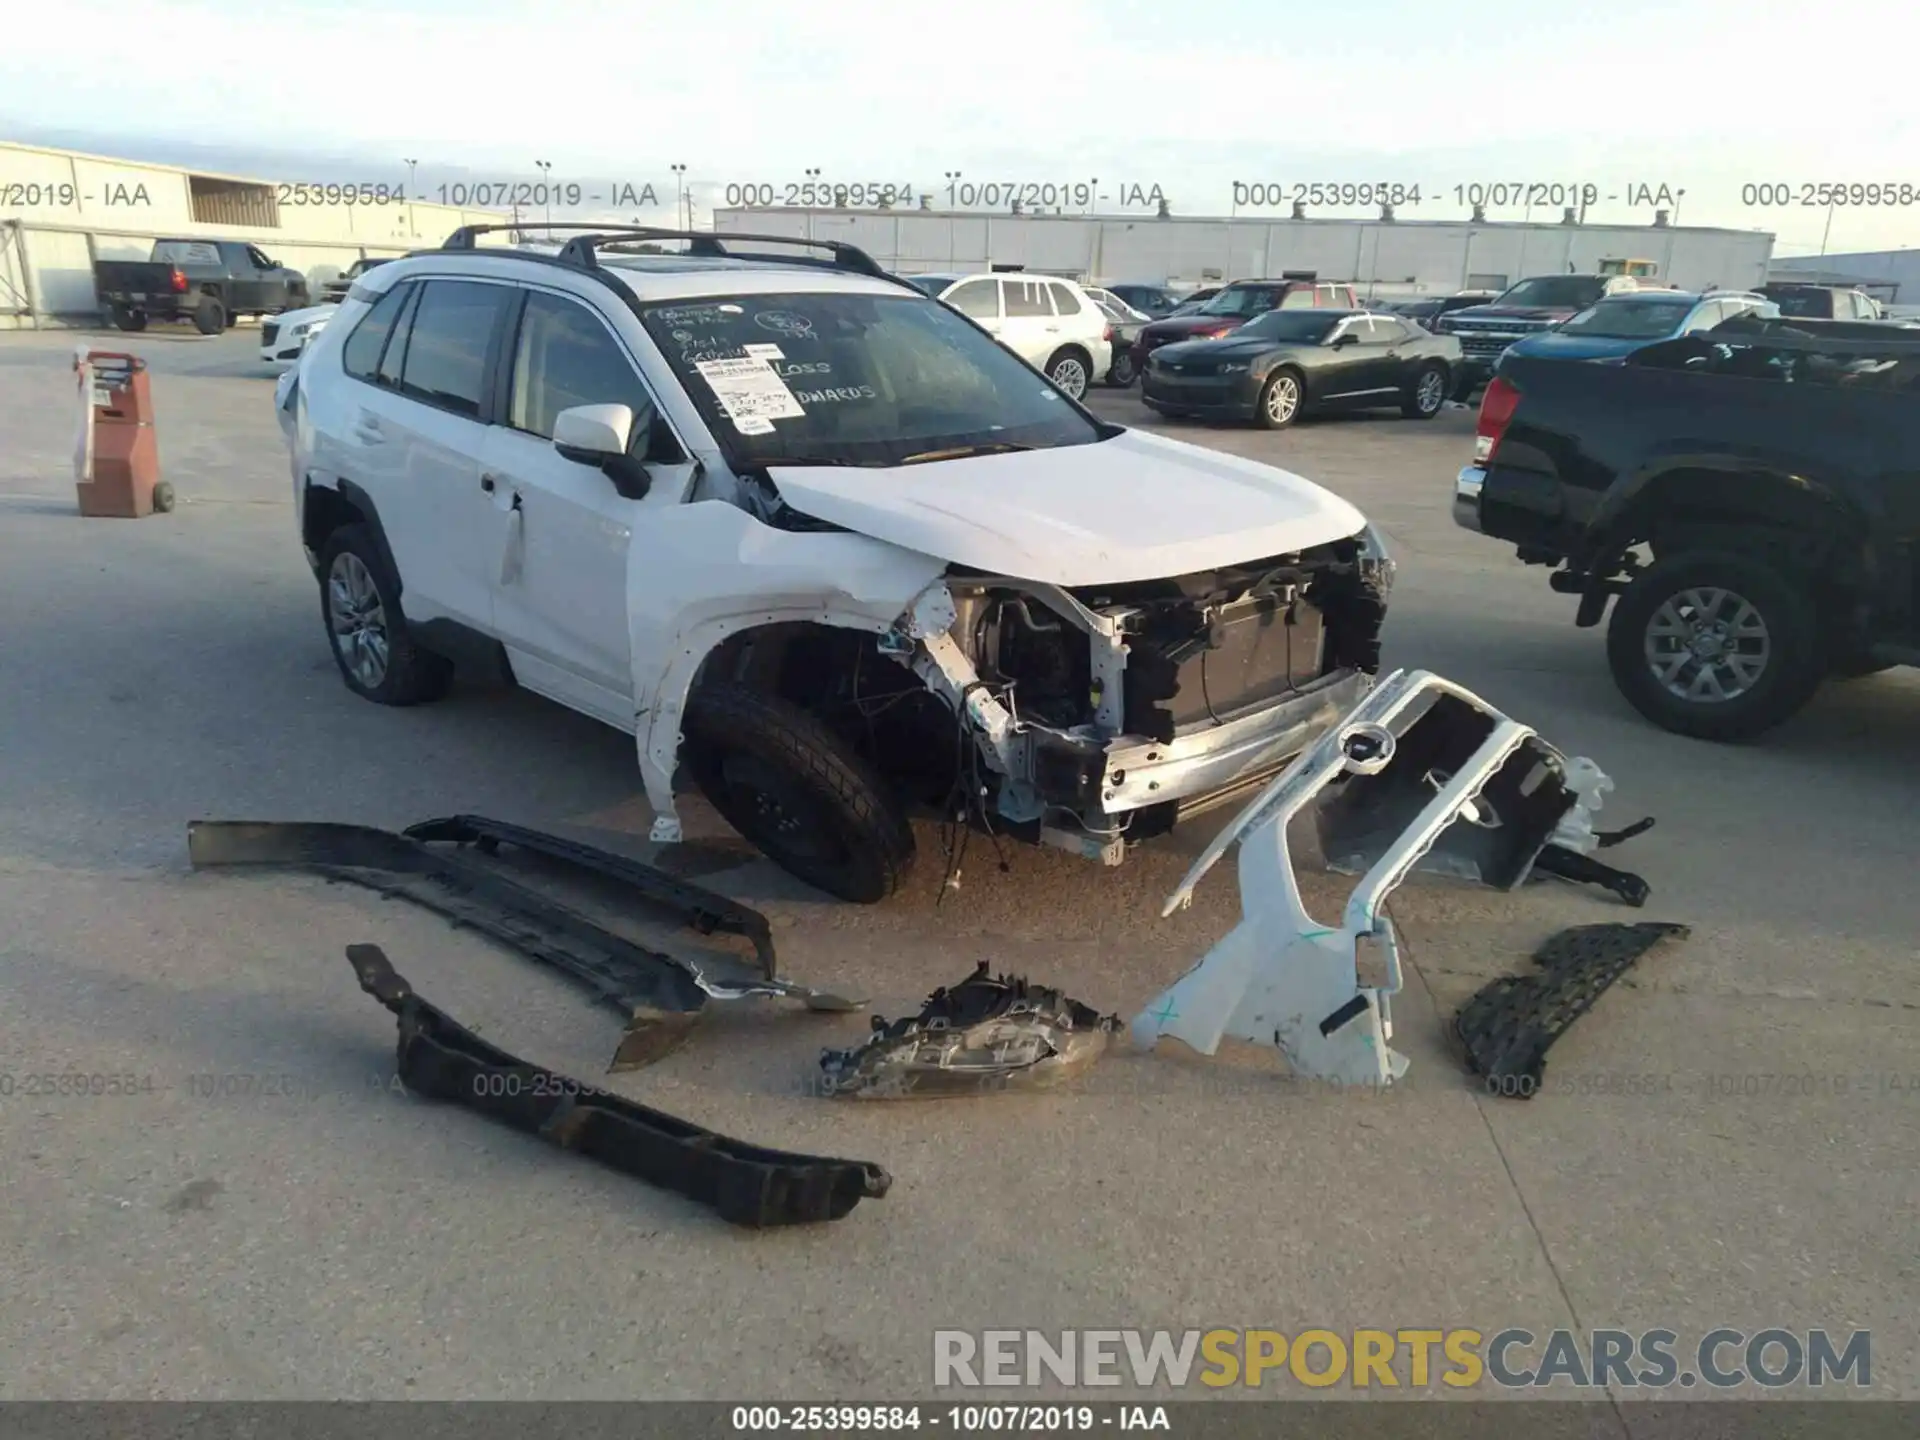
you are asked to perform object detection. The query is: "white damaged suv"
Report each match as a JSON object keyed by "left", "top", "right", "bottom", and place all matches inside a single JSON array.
[{"left": 279, "top": 226, "right": 1393, "bottom": 902}]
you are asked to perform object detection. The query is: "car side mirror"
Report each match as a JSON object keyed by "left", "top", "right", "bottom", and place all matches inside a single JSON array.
[{"left": 553, "top": 403, "right": 651, "bottom": 499}]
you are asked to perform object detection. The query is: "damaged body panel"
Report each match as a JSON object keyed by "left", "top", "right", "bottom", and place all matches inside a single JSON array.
[
  {"left": 187, "top": 818, "right": 856, "bottom": 1069},
  {"left": 1132, "top": 669, "right": 1586, "bottom": 1085},
  {"left": 346, "top": 944, "right": 890, "bottom": 1227}
]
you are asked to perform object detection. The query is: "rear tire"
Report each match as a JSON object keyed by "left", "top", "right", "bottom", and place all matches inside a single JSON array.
[
  {"left": 1106, "top": 351, "right": 1138, "bottom": 387},
  {"left": 683, "top": 682, "right": 916, "bottom": 904},
  {"left": 1605, "top": 550, "right": 1823, "bottom": 741},
  {"left": 317, "top": 524, "right": 453, "bottom": 706},
  {"left": 1402, "top": 363, "right": 1448, "bottom": 419},
  {"left": 111, "top": 305, "right": 148, "bottom": 333},
  {"left": 1044, "top": 348, "right": 1092, "bottom": 400},
  {"left": 193, "top": 298, "right": 226, "bottom": 336}
]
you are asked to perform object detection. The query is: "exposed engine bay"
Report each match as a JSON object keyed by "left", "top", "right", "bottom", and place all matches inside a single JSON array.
[{"left": 704, "top": 503, "right": 1392, "bottom": 866}]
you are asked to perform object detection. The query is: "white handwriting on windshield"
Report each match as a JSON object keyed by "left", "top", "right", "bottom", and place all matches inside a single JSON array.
[{"left": 793, "top": 385, "right": 875, "bottom": 404}]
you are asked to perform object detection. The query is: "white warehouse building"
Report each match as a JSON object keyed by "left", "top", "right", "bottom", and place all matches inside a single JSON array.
[
  {"left": 0, "top": 141, "right": 505, "bottom": 328},
  {"left": 712, "top": 207, "right": 1776, "bottom": 297}
]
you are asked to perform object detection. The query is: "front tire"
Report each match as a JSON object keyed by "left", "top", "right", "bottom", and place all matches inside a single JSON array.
[
  {"left": 1045, "top": 348, "right": 1091, "bottom": 400},
  {"left": 1402, "top": 363, "right": 1448, "bottom": 419},
  {"left": 318, "top": 524, "right": 453, "bottom": 706},
  {"left": 683, "top": 682, "right": 916, "bottom": 904},
  {"left": 1255, "top": 369, "right": 1303, "bottom": 429},
  {"left": 1605, "top": 550, "right": 1822, "bottom": 741}
]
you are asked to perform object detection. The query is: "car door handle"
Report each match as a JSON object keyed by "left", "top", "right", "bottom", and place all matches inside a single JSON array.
[{"left": 351, "top": 413, "right": 384, "bottom": 444}]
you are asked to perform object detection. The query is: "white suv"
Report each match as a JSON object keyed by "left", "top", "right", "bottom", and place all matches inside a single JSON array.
[
  {"left": 919, "top": 273, "right": 1113, "bottom": 398},
  {"left": 279, "top": 226, "right": 1393, "bottom": 902}
]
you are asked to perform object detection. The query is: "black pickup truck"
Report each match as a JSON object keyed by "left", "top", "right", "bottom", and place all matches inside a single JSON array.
[
  {"left": 94, "top": 239, "right": 310, "bottom": 335},
  {"left": 1453, "top": 316, "right": 1920, "bottom": 740}
]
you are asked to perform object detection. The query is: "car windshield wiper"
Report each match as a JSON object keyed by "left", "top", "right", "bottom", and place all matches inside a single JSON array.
[{"left": 897, "top": 442, "right": 1038, "bottom": 465}]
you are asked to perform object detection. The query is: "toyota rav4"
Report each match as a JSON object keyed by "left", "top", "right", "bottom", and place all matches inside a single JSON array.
[{"left": 277, "top": 226, "right": 1394, "bottom": 902}]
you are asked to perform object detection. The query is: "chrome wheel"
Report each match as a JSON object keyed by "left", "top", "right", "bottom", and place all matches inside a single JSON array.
[
  {"left": 1644, "top": 587, "right": 1771, "bottom": 702},
  {"left": 327, "top": 551, "right": 390, "bottom": 690},
  {"left": 1048, "top": 355, "right": 1088, "bottom": 399},
  {"left": 1264, "top": 374, "right": 1300, "bottom": 424},
  {"left": 1415, "top": 368, "right": 1445, "bottom": 414}
]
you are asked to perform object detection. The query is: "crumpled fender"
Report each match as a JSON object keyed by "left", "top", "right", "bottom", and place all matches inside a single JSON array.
[{"left": 624, "top": 501, "right": 949, "bottom": 842}]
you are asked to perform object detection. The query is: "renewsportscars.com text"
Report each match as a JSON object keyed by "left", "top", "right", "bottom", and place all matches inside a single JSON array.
[{"left": 933, "top": 1327, "right": 1871, "bottom": 1390}]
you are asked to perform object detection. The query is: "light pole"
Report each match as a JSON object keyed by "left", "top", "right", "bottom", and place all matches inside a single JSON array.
[
  {"left": 671, "top": 163, "right": 687, "bottom": 230},
  {"left": 805, "top": 167, "right": 822, "bottom": 240},
  {"left": 1819, "top": 196, "right": 1837, "bottom": 257},
  {"left": 534, "top": 159, "right": 552, "bottom": 226},
  {"left": 403, "top": 157, "right": 418, "bottom": 237},
  {"left": 944, "top": 170, "right": 961, "bottom": 264}
]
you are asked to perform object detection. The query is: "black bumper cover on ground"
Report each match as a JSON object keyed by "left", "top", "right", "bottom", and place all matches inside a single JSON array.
[
  {"left": 187, "top": 818, "right": 747, "bottom": 1070},
  {"left": 347, "top": 943, "right": 890, "bottom": 1227}
]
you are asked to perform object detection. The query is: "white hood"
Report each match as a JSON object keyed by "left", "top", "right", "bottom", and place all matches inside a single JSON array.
[{"left": 767, "top": 429, "right": 1367, "bottom": 586}]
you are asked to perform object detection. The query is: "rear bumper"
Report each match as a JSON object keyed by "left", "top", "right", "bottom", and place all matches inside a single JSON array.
[{"left": 1454, "top": 465, "right": 1486, "bottom": 532}]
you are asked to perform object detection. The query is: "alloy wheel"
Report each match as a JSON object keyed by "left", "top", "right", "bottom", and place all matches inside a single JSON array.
[
  {"left": 1266, "top": 375, "right": 1300, "bottom": 424},
  {"left": 327, "top": 552, "right": 391, "bottom": 690},
  {"left": 1416, "top": 369, "right": 1445, "bottom": 413},
  {"left": 1049, "top": 357, "right": 1088, "bottom": 399},
  {"left": 1643, "top": 587, "right": 1771, "bottom": 702}
]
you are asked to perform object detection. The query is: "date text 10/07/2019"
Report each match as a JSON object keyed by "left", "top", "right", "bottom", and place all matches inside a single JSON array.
[
  {"left": 729, "top": 1406, "right": 1170, "bottom": 1432},
  {"left": 721, "top": 182, "right": 1170, "bottom": 211}
]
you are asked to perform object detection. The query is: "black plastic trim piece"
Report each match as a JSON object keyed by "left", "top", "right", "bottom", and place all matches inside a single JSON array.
[
  {"left": 187, "top": 820, "right": 710, "bottom": 1070},
  {"left": 1455, "top": 922, "right": 1689, "bottom": 1095},
  {"left": 402, "top": 814, "right": 778, "bottom": 980},
  {"left": 346, "top": 944, "right": 889, "bottom": 1227}
]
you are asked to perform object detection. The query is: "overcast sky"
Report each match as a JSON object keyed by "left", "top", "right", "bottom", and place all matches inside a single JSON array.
[{"left": 5, "top": 0, "right": 1919, "bottom": 256}]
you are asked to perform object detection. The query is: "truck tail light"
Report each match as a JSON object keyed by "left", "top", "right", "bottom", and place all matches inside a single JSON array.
[
  {"left": 170, "top": 268, "right": 188, "bottom": 293},
  {"left": 1475, "top": 376, "right": 1520, "bottom": 464}
]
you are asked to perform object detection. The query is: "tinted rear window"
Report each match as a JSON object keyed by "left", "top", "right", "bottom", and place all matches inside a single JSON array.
[{"left": 397, "top": 281, "right": 507, "bottom": 417}]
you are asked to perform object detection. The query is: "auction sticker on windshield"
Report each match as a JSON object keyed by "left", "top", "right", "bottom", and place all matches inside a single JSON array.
[{"left": 694, "top": 356, "right": 805, "bottom": 431}]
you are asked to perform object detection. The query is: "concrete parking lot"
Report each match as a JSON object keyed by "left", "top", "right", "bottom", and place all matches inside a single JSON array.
[{"left": 2, "top": 326, "right": 1915, "bottom": 1403}]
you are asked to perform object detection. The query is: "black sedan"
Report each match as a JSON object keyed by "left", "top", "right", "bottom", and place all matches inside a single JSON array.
[{"left": 1139, "top": 309, "right": 1462, "bottom": 429}]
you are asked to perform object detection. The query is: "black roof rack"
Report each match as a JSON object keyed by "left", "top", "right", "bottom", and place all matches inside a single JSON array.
[{"left": 438, "top": 222, "right": 903, "bottom": 284}]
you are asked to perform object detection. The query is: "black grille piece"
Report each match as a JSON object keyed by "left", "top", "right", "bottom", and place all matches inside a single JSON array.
[{"left": 1455, "top": 922, "right": 1690, "bottom": 1096}]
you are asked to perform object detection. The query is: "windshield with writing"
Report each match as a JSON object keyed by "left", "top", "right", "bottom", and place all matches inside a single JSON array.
[
  {"left": 1498, "top": 278, "right": 1609, "bottom": 309},
  {"left": 636, "top": 292, "right": 1104, "bottom": 468},
  {"left": 1560, "top": 300, "right": 1692, "bottom": 339}
]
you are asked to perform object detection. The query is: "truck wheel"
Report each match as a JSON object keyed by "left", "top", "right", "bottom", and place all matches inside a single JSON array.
[
  {"left": 683, "top": 682, "right": 916, "bottom": 904},
  {"left": 1401, "top": 363, "right": 1448, "bottom": 418},
  {"left": 1605, "top": 550, "right": 1822, "bottom": 742},
  {"left": 1255, "top": 369, "right": 1303, "bottom": 429},
  {"left": 317, "top": 524, "right": 453, "bottom": 706},
  {"left": 193, "top": 298, "right": 226, "bottom": 336},
  {"left": 111, "top": 305, "right": 148, "bottom": 333}
]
